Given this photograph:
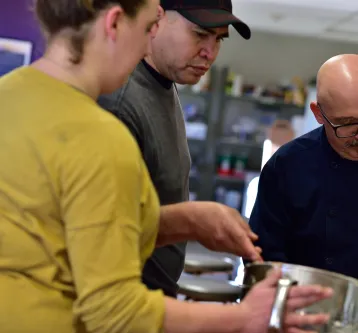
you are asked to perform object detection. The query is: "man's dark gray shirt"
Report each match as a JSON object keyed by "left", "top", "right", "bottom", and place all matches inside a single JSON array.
[{"left": 97, "top": 61, "right": 191, "bottom": 297}]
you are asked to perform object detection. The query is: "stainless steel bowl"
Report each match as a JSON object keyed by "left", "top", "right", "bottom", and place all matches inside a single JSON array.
[{"left": 242, "top": 262, "right": 358, "bottom": 333}]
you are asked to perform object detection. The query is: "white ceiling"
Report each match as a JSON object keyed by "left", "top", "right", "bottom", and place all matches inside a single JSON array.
[{"left": 233, "top": 0, "right": 358, "bottom": 43}]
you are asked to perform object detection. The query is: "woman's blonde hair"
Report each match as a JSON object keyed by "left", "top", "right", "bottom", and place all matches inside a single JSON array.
[{"left": 34, "top": 0, "right": 147, "bottom": 63}]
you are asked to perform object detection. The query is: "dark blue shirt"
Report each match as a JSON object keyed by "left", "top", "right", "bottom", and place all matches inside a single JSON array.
[{"left": 249, "top": 126, "right": 358, "bottom": 279}]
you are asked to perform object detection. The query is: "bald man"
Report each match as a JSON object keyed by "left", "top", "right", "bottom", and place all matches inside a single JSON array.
[{"left": 248, "top": 54, "right": 358, "bottom": 279}]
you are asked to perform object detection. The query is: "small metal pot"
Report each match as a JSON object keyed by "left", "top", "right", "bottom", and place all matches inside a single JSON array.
[{"left": 241, "top": 262, "right": 358, "bottom": 333}]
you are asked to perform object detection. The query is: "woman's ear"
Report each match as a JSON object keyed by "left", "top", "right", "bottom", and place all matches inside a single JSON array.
[
  {"left": 310, "top": 101, "right": 324, "bottom": 124},
  {"left": 149, "top": 6, "right": 165, "bottom": 39},
  {"left": 104, "top": 5, "right": 124, "bottom": 41},
  {"left": 158, "top": 5, "right": 165, "bottom": 20}
]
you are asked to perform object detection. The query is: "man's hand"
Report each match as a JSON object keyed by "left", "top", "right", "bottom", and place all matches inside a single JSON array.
[
  {"left": 240, "top": 269, "right": 333, "bottom": 333},
  {"left": 158, "top": 201, "right": 262, "bottom": 261},
  {"left": 187, "top": 201, "right": 263, "bottom": 261}
]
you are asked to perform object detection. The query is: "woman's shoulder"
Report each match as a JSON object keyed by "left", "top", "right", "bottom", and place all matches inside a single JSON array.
[{"left": 91, "top": 105, "right": 141, "bottom": 149}]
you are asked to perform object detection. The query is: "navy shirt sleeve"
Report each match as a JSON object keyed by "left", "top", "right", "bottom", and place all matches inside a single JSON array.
[{"left": 249, "top": 154, "right": 292, "bottom": 263}]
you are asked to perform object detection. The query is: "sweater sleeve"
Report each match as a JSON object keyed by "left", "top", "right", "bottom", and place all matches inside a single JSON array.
[{"left": 60, "top": 119, "right": 165, "bottom": 333}]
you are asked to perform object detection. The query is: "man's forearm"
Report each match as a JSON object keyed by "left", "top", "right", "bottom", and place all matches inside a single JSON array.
[{"left": 156, "top": 203, "right": 196, "bottom": 247}]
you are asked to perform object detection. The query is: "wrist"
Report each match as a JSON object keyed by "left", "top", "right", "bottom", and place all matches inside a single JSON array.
[
  {"left": 232, "top": 302, "right": 250, "bottom": 332},
  {"left": 178, "top": 201, "right": 199, "bottom": 239},
  {"left": 209, "top": 303, "right": 248, "bottom": 333},
  {"left": 164, "top": 297, "right": 246, "bottom": 333},
  {"left": 178, "top": 300, "right": 247, "bottom": 333},
  {"left": 157, "top": 202, "right": 197, "bottom": 247}
]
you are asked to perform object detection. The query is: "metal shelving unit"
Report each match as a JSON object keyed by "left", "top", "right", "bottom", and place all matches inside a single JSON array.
[{"left": 178, "top": 66, "right": 305, "bottom": 211}]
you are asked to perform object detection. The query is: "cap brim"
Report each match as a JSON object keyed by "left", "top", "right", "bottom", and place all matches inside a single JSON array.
[{"left": 178, "top": 9, "right": 251, "bottom": 40}]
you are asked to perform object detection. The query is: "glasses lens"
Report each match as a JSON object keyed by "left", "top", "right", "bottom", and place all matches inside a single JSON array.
[{"left": 337, "top": 125, "right": 358, "bottom": 138}]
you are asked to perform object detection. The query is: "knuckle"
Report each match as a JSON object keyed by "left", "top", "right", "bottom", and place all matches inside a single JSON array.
[{"left": 213, "top": 230, "right": 226, "bottom": 244}]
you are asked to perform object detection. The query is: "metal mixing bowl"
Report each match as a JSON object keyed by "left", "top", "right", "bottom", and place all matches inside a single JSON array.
[{"left": 242, "top": 262, "right": 358, "bottom": 333}]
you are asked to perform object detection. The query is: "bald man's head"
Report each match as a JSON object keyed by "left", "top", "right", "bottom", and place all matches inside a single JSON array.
[
  {"left": 312, "top": 53, "right": 358, "bottom": 161},
  {"left": 317, "top": 54, "right": 358, "bottom": 111}
]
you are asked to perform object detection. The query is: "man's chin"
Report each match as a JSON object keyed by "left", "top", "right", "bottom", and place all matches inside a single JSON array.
[
  {"left": 342, "top": 146, "right": 358, "bottom": 161},
  {"left": 175, "top": 74, "right": 202, "bottom": 86}
]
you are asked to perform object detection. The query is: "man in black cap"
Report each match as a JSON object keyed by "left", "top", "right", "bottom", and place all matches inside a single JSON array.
[{"left": 97, "top": 0, "right": 256, "bottom": 298}]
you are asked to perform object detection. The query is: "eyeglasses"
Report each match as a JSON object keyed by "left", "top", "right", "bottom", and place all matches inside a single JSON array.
[{"left": 317, "top": 103, "right": 358, "bottom": 138}]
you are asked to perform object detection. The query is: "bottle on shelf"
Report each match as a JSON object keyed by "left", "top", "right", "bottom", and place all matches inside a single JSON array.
[
  {"left": 231, "top": 152, "right": 248, "bottom": 179},
  {"left": 217, "top": 152, "right": 232, "bottom": 176}
]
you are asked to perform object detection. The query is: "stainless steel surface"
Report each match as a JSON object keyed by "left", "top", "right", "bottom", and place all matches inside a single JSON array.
[
  {"left": 184, "top": 253, "right": 234, "bottom": 274},
  {"left": 243, "top": 262, "right": 358, "bottom": 333},
  {"left": 178, "top": 275, "right": 243, "bottom": 302}
]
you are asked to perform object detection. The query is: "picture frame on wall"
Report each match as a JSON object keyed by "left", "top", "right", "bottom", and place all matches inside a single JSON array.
[{"left": 0, "top": 37, "right": 33, "bottom": 76}]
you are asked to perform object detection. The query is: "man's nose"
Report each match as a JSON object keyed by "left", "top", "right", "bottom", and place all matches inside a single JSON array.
[{"left": 199, "top": 41, "right": 219, "bottom": 62}]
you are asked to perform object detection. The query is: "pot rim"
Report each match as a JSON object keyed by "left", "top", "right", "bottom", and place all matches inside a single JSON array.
[{"left": 245, "top": 261, "right": 358, "bottom": 286}]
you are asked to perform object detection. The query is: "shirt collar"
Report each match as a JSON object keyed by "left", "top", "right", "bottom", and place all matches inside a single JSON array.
[{"left": 141, "top": 60, "right": 173, "bottom": 90}]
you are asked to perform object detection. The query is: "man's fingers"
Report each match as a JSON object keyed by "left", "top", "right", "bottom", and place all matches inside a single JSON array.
[
  {"left": 248, "top": 231, "right": 258, "bottom": 241},
  {"left": 288, "top": 285, "right": 333, "bottom": 302},
  {"left": 228, "top": 208, "right": 259, "bottom": 242},
  {"left": 253, "top": 254, "right": 264, "bottom": 262},
  {"left": 236, "top": 235, "right": 263, "bottom": 261},
  {"left": 287, "top": 294, "right": 331, "bottom": 310},
  {"left": 237, "top": 217, "right": 258, "bottom": 240},
  {"left": 284, "top": 313, "right": 330, "bottom": 328},
  {"left": 286, "top": 328, "right": 317, "bottom": 333},
  {"left": 236, "top": 215, "right": 251, "bottom": 231},
  {"left": 232, "top": 209, "right": 255, "bottom": 233},
  {"left": 228, "top": 221, "right": 260, "bottom": 260}
]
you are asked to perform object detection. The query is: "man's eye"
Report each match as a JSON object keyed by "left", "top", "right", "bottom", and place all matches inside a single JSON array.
[{"left": 195, "top": 31, "right": 208, "bottom": 38}]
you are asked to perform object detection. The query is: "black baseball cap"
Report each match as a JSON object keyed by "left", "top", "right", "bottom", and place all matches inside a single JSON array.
[{"left": 161, "top": 0, "right": 251, "bottom": 40}]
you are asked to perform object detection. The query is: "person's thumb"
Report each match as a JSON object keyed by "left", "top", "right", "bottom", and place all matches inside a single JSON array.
[
  {"left": 240, "top": 237, "right": 263, "bottom": 262},
  {"left": 259, "top": 268, "right": 282, "bottom": 287}
]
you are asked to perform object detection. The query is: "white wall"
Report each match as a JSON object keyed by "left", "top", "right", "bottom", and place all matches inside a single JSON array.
[{"left": 215, "top": 30, "right": 358, "bottom": 85}]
